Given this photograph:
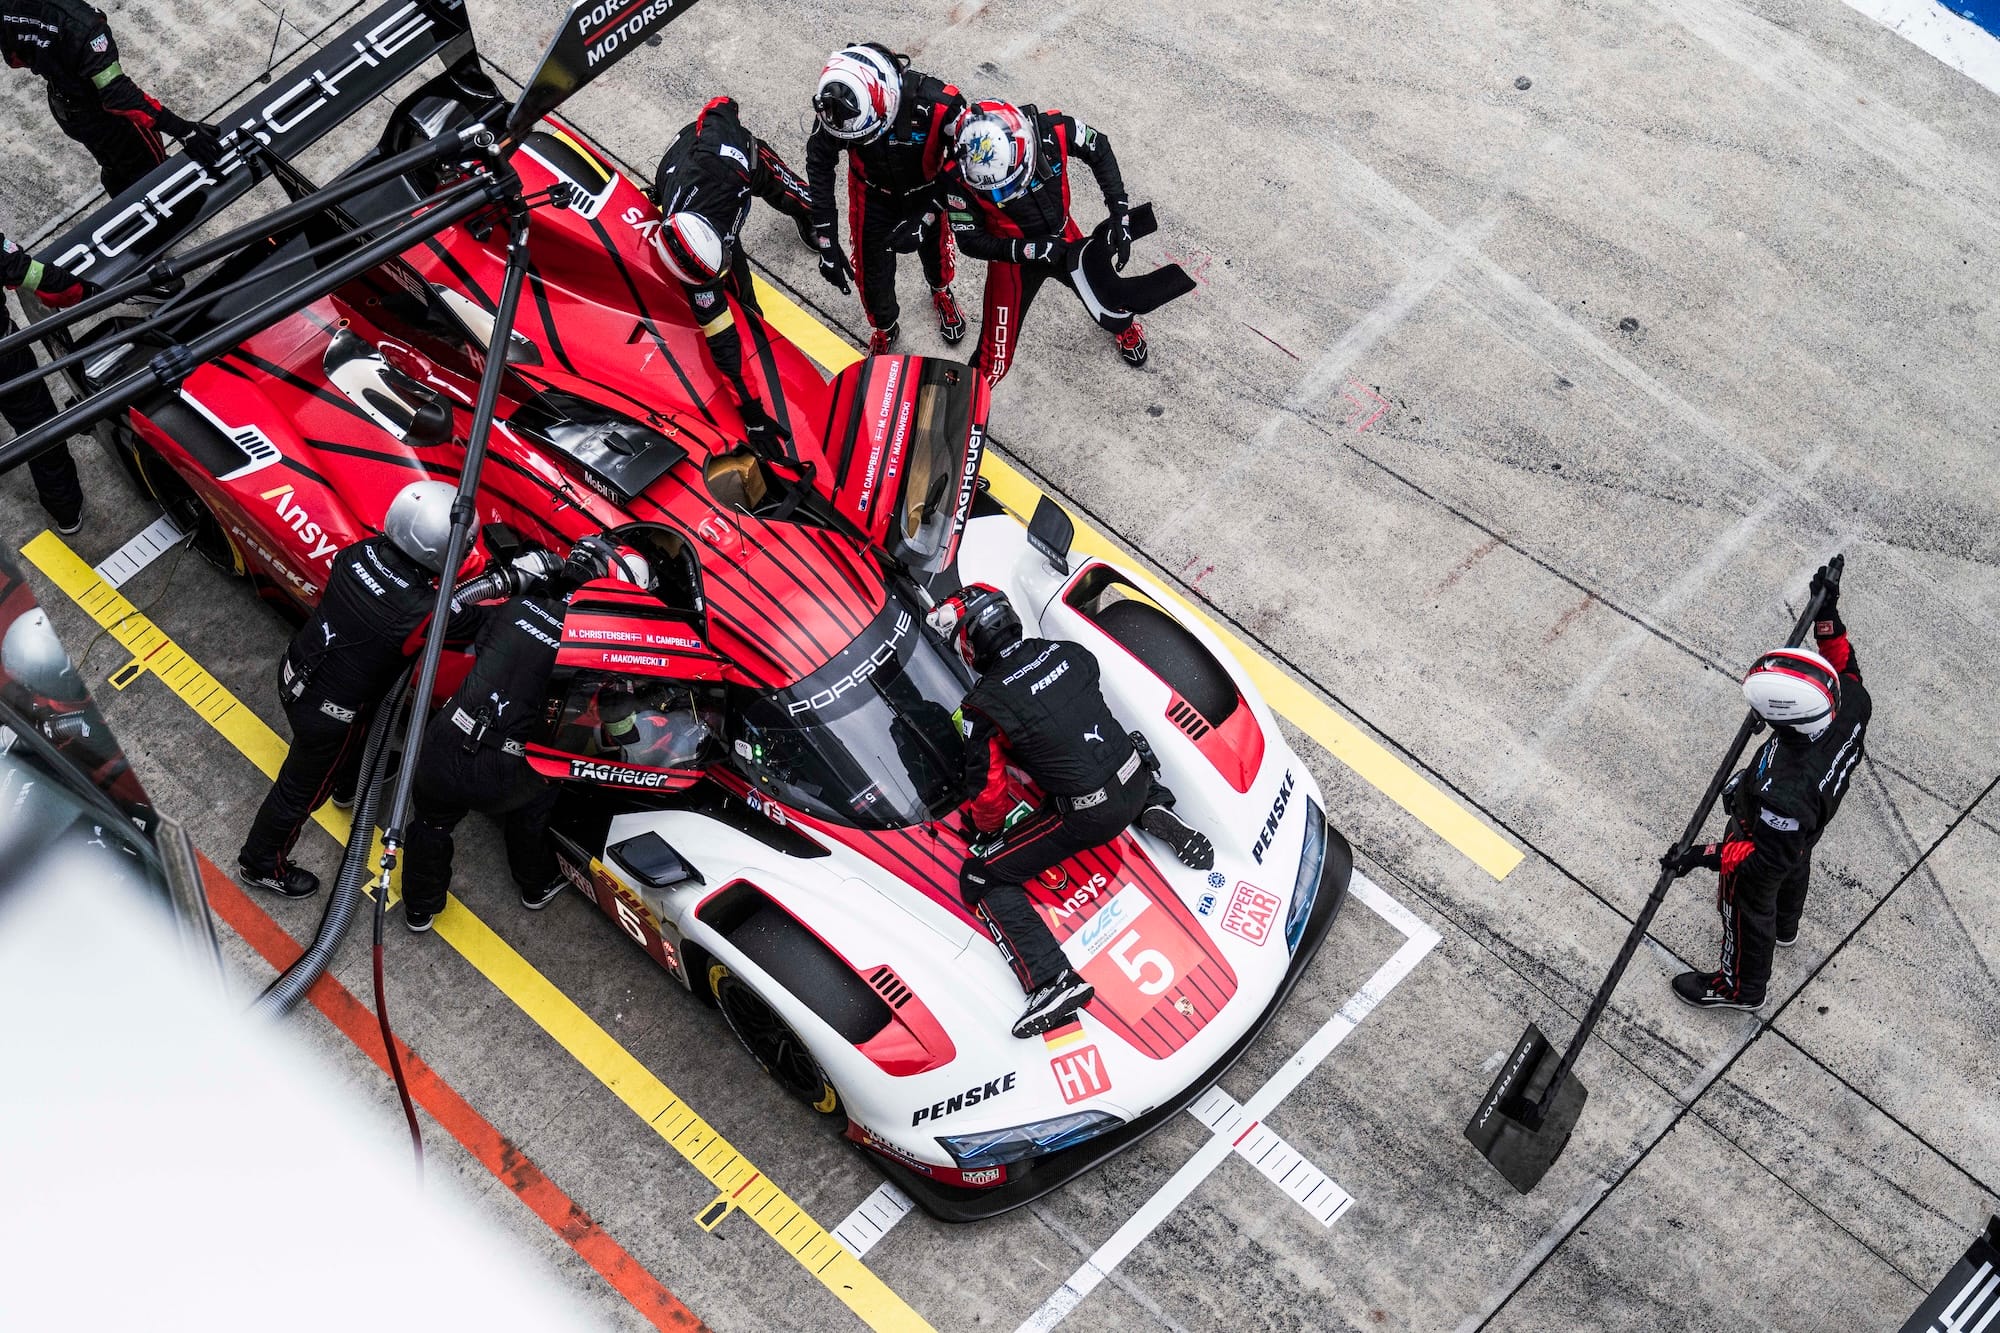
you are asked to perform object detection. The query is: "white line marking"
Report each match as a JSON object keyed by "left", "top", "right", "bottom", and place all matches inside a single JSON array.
[
  {"left": 1187, "top": 1087, "right": 1353, "bottom": 1226},
  {"left": 94, "top": 515, "right": 186, "bottom": 589},
  {"left": 1017, "top": 871, "right": 1440, "bottom": 1331},
  {"left": 1839, "top": 0, "right": 2000, "bottom": 97},
  {"left": 831, "top": 1181, "right": 914, "bottom": 1260}
]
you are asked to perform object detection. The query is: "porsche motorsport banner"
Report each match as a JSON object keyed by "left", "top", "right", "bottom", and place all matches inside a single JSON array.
[
  {"left": 506, "top": 0, "right": 705, "bottom": 138},
  {"left": 1900, "top": 1217, "right": 2000, "bottom": 1333},
  {"left": 39, "top": 0, "right": 473, "bottom": 286}
]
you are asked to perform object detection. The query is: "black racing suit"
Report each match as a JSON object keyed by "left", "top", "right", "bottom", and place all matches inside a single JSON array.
[
  {"left": 0, "top": 293, "right": 80, "bottom": 528},
  {"left": 238, "top": 537, "right": 486, "bottom": 876},
  {"left": 1708, "top": 614, "right": 1871, "bottom": 1003},
  {"left": 805, "top": 49, "right": 963, "bottom": 333},
  {"left": 403, "top": 590, "right": 569, "bottom": 915},
  {"left": 650, "top": 97, "right": 813, "bottom": 425},
  {"left": 939, "top": 107, "right": 1129, "bottom": 386},
  {"left": 1, "top": 0, "right": 199, "bottom": 195},
  {"left": 956, "top": 636, "right": 1172, "bottom": 990}
]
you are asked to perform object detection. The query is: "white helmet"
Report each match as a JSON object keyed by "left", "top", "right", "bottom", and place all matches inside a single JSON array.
[
  {"left": 382, "top": 480, "right": 456, "bottom": 574},
  {"left": 651, "top": 212, "right": 725, "bottom": 285},
  {"left": 1, "top": 608, "right": 85, "bottom": 704},
  {"left": 1742, "top": 646, "right": 1839, "bottom": 741},
  {"left": 608, "top": 545, "right": 654, "bottom": 591},
  {"left": 814, "top": 45, "right": 901, "bottom": 142},
  {"left": 954, "top": 101, "right": 1037, "bottom": 203}
]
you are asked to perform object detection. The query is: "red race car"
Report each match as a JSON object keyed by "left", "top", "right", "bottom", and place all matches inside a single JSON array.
[{"left": 45, "top": 10, "right": 1350, "bottom": 1219}]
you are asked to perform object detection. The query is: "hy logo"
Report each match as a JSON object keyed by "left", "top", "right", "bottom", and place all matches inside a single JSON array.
[{"left": 259, "top": 484, "right": 339, "bottom": 565}]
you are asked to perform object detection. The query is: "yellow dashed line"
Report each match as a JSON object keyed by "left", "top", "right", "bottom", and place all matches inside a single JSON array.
[
  {"left": 21, "top": 529, "right": 934, "bottom": 1333},
  {"left": 750, "top": 278, "right": 1524, "bottom": 881}
]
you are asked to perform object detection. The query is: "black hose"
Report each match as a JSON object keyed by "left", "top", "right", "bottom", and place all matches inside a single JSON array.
[{"left": 249, "top": 565, "right": 518, "bottom": 1019}]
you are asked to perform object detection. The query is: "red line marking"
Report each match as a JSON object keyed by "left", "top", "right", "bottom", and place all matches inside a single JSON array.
[
  {"left": 198, "top": 855, "right": 707, "bottom": 1332},
  {"left": 1233, "top": 1120, "right": 1259, "bottom": 1147},
  {"left": 1342, "top": 379, "right": 1390, "bottom": 433},
  {"left": 731, "top": 1172, "right": 762, "bottom": 1199},
  {"left": 1241, "top": 322, "right": 1301, "bottom": 361},
  {"left": 142, "top": 641, "right": 169, "bottom": 662}
]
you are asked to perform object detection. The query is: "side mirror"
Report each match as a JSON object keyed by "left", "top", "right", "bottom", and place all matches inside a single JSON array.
[{"left": 1027, "top": 495, "right": 1074, "bottom": 574}]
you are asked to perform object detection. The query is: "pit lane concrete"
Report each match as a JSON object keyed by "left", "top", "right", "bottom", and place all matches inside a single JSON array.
[{"left": 5, "top": 0, "right": 1999, "bottom": 1329}]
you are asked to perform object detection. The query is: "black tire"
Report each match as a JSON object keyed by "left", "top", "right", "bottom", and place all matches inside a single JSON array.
[
  {"left": 134, "top": 444, "right": 242, "bottom": 575},
  {"left": 708, "top": 962, "right": 845, "bottom": 1125}
]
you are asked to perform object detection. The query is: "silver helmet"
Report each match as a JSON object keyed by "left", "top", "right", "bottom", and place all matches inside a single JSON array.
[
  {"left": 2, "top": 608, "right": 86, "bottom": 704},
  {"left": 382, "top": 480, "right": 456, "bottom": 574}
]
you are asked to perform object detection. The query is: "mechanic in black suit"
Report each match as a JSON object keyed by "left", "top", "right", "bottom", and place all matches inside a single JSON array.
[
  {"left": 1663, "top": 563, "right": 1871, "bottom": 1011},
  {"left": 400, "top": 539, "right": 645, "bottom": 932},
  {"left": 805, "top": 42, "right": 967, "bottom": 355},
  {"left": 0, "top": 235, "right": 87, "bottom": 534},
  {"left": 236, "top": 482, "right": 508, "bottom": 900},
  {"left": 2, "top": 0, "right": 219, "bottom": 196},
  {"left": 935, "top": 584, "right": 1214, "bottom": 1038},
  {"left": 648, "top": 96, "right": 813, "bottom": 459}
]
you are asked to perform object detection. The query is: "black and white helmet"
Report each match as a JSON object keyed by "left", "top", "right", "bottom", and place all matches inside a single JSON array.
[
  {"left": 1742, "top": 646, "right": 1839, "bottom": 741},
  {"left": 814, "top": 45, "right": 900, "bottom": 142},
  {"left": 382, "top": 480, "right": 455, "bottom": 574}
]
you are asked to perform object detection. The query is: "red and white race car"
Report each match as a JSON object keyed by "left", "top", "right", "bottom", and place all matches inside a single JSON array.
[{"left": 51, "top": 11, "right": 1351, "bottom": 1217}]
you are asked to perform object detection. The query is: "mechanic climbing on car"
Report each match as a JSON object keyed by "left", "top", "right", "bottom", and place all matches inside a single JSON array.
[
  {"left": 649, "top": 96, "right": 814, "bottom": 458},
  {"left": 2, "top": 0, "right": 221, "bottom": 195},
  {"left": 1661, "top": 562, "right": 1871, "bottom": 1011},
  {"left": 0, "top": 235, "right": 88, "bottom": 535},
  {"left": 941, "top": 99, "right": 1149, "bottom": 386},
  {"left": 400, "top": 538, "right": 648, "bottom": 932},
  {"left": 933, "top": 584, "right": 1215, "bottom": 1037},
  {"left": 805, "top": 42, "right": 968, "bottom": 355},
  {"left": 235, "top": 483, "right": 544, "bottom": 899}
]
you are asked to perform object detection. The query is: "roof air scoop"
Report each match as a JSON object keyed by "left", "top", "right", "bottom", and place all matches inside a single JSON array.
[{"left": 323, "top": 328, "right": 454, "bottom": 447}]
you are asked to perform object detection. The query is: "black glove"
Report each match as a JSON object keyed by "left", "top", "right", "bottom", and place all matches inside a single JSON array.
[
  {"left": 887, "top": 211, "right": 934, "bottom": 255},
  {"left": 1660, "top": 842, "right": 1722, "bottom": 878},
  {"left": 1106, "top": 200, "right": 1133, "bottom": 270},
  {"left": 1810, "top": 561, "right": 1841, "bottom": 626},
  {"left": 154, "top": 107, "right": 224, "bottom": 168},
  {"left": 1018, "top": 236, "right": 1069, "bottom": 267},
  {"left": 506, "top": 549, "right": 564, "bottom": 594},
  {"left": 562, "top": 536, "right": 613, "bottom": 587},
  {"left": 740, "top": 399, "right": 785, "bottom": 457},
  {"left": 813, "top": 227, "right": 853, "bottom": 294}
]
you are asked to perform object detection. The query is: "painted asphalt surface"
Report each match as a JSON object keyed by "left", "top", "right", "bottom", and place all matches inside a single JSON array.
[{"left": 5, "top": 0, "right": 2000, "bottom": 1329}]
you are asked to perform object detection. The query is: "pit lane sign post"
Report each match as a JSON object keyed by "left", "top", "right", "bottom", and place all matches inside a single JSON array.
[{"left": 1465, "top": 556, "right": 1842, "bottom": 1194}]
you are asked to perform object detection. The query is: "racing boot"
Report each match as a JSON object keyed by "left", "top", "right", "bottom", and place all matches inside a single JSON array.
[
  {"left": 521, "top": 872, "right": 566, "bottom": 911},
  {"left": 1671, "top": 970, "right": 1763, "bottom": 1012},
  {"left": 238, "top": 858, "right": 319, "bottom": 900},
  {"left": 1013, "top": 968, "right": 1095, "bottom": 1039},
  {"left": 1140, "top": 805, "right": 1214, "bottom": 870},
  {"left": 1113, "top": 321, "right": 1148, "bottom": 368},
  {"left": 932, "top": 285, "right": 967, "bottom": 345},
  {"left": 405, "top": 904, "right": 436, "bottom": 934},
  {"left": 868, "top": 321, "right": 900, "bottom": 356}
]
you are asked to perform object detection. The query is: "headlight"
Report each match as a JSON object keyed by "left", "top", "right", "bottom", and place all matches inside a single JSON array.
[
  {"left": 1287, "top": 796, "right": 1327, "bottom": 952},
  {"left": 937, "top": 1110, "right": 1124, "bottom": 1169}
]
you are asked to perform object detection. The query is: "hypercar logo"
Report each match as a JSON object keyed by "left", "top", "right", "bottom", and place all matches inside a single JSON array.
[
  {"left": 1219, "top": 882, "right": 1281, "bottom": 946},
  {"left": 259, "top": 484, "right": 339, "bottom": 565},
  {"left": 1250, "top": 768, "right": 1295, "bottom": 865},
  {"left": 911, "top": 1071, "right": 1017, "bottom": 1127}
]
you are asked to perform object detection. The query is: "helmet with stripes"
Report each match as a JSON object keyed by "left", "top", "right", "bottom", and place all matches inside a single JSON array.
[
  {"left": 927, "top": 583, "right": 1021, "bottom": 670},
  {"left": 1742, "top": 646, "right": 1839, "bottom": 741},
  {"left": 651, "top": 212, "right": 725, "bottom": 285},
  {"left": 953, "top": 101, "right": 1037, "bottom": 204},
  {"left": 814, "top": 45, "right": 901, "bottom": 142}
]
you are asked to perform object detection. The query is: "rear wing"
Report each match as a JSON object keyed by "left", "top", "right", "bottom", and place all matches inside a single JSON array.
[{"left": 38, "top": 0, "right": 474, "bottom": 286}]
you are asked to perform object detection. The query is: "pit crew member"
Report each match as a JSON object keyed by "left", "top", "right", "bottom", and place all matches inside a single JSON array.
[
  {"left": 236, "top": 482, "right": 511, "bottom": 899},
  {"left": 2, "top": 0, "right": 220, "bottom": 195},
  {"left": 401, "top": 539, "right": 647, "bottom": 932},
  {"left": 805, "top": 42, "right": 967, "bottom": 355},
  {"left": 940, "top": 99, "right": 1145, "bottom": 385},
  {"left": 649, "top": 96, "right": 813, "bottom": 457},
  {"left": 936, "top": 585, "right": 1215, "bottom": 1037},
  {"left": 1662, "top": 563, "right": 1871, "bottom": 1010},
  {"left": 1, "top": 237, "right": 87, "bottom": 534}
]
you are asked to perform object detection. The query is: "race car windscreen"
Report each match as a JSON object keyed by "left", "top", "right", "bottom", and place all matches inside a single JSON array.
[
  {"left": 729, "top": 589, "right": 971, "bottom": 830},
  {"left": 890, "top": 366, "right": 977, "bottom": 571}
]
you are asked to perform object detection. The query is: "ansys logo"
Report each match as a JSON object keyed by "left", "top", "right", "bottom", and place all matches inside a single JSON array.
[{"left": 259, "top": 484, "right": 340, "bottom": 564}]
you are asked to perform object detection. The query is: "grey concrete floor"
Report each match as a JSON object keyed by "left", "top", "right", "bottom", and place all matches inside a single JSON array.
[{"left": 4, "top": 0, "right": 1998, "bottom": 1329}]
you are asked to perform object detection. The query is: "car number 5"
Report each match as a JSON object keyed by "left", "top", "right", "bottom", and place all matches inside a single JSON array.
[
  {"left": 1111, "top": 930, "right": 1173, "bottom": 995},
  {"left": 613, "top": 895, "right": 649, "bottom": 946}
]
